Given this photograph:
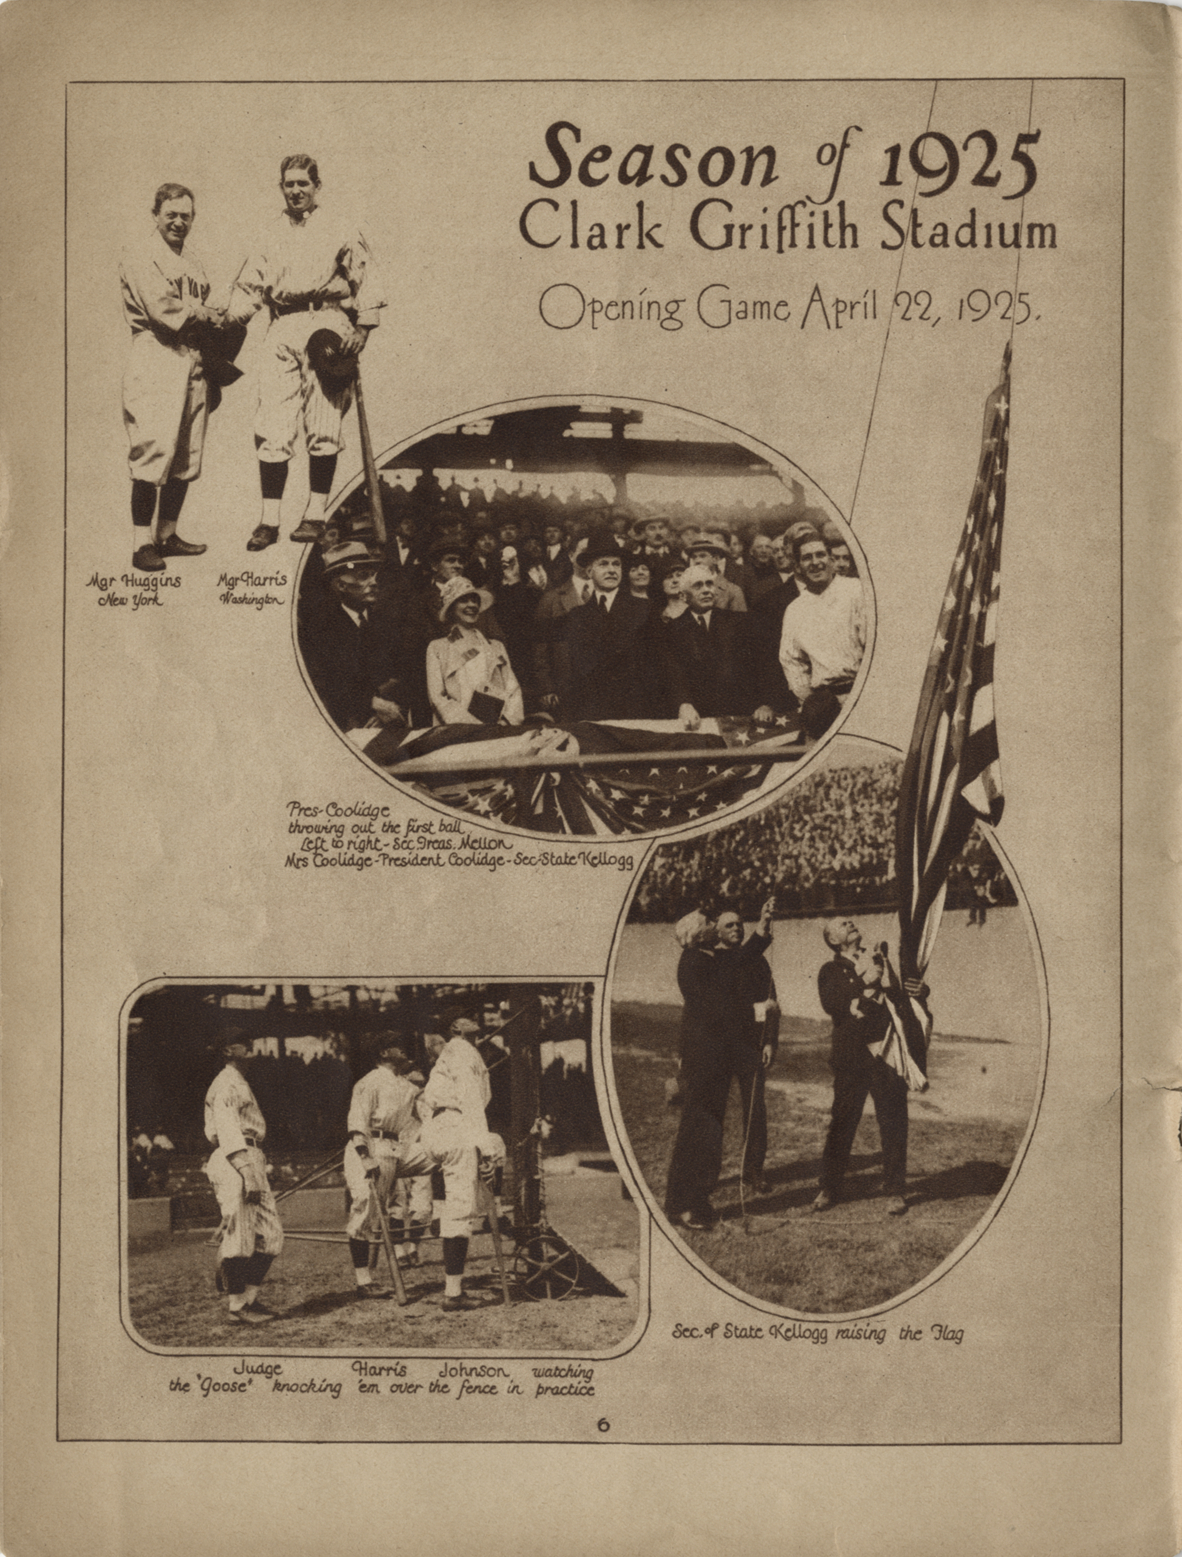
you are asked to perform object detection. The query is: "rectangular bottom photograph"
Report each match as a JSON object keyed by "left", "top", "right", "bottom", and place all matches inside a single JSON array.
[{"left": 120, "top": 979, "right": 641, "bottom": 1362}]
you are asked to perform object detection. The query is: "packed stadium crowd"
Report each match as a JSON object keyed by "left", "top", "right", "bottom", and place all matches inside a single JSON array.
[
  {"left": 629, "top": 759, "right": 1015, "bottom": 921},
  {"left": 297, "top": 465, "right": 866, "bottom": 743}
]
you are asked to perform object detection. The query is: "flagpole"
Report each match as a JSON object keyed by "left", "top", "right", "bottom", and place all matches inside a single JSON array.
[{"left": 893, "top": 343, "right": 1012, "bottom": 1073}]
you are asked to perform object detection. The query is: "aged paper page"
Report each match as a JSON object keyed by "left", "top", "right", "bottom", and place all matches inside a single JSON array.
[{"left": 2, "top": 0, "right": 1179, "bottom": 1552}]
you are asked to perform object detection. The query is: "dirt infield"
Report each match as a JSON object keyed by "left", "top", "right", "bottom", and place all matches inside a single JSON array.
[
  {"left": 608, "top": 1002, "right": 1038, "bottom": 1316},
  {"left": 126, "top": 1164, "right": 640, "bottom": 1354}
]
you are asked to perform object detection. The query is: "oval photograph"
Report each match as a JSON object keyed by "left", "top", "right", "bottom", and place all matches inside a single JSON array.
[
  {"left": 607, "top": 737, "right": 1045, "bottom": 1316},
  {"left": 294, "top": 396, "right": 871, "bottom": 836}
]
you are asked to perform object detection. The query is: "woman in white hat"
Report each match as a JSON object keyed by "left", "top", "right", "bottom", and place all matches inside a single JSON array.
[{"left": 426, "top": 576, "right": 525, "bottom": 726}]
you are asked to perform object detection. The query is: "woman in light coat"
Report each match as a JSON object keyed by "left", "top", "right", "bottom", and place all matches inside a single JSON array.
[{"left": 426, "top": 575, "right": 524, "bottom": 726}]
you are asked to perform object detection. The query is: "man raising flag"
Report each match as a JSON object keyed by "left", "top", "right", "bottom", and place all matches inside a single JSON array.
[{"left": 892, "top": 342, "right": 1012, "bottom": 1082}]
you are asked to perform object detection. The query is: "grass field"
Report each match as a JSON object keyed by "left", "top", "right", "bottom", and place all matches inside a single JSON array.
[
  {"left": 609, "top": 1001, "right": 1034, "bottom": 1316},
  {"left": 127, "top": 1171, "right": 639, "bottom": 1354}
]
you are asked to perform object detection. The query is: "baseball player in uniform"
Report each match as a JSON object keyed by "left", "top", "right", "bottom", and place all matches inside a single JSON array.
[
  {"left": 226, "top": 153, "right": 386, "bottom": 552},
  {"left": 343, "top": 1034, "right": 434, "bottom": 1299},
  {"left": 203, "top": 1028, "right": 285, "bottom": 1325},
  {"left": 120, "top": 183, "right": 223, "bottom": 572},
  {"left": 413, "top": 1013, "right": 506, "bottom": 1312}
]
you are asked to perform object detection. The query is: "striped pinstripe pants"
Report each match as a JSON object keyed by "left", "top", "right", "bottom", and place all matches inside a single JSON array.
[{"left": 255, "top": 306, "right": 354, "bottom": 462}]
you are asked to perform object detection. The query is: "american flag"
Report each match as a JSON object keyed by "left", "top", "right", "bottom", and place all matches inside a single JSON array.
[{"left": 893, "top": 342, "right": 1011, "bottom": 1075}]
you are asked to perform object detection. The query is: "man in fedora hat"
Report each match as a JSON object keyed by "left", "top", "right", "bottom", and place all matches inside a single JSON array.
[
  {"left": 203, "top": 1026, "right": 285, "bottom": 1325},
  {"left": 559, "top": 531, "right": 652, "bottom": 720},
  {"left": 683, "top": 529, "right": 748, "bottom": 613},
  {"left": 343, "top": 1032, "right": 434, "bottom": 1299},
  {"left": 296, "top": 539, "right": 405, "bottom": 732}
]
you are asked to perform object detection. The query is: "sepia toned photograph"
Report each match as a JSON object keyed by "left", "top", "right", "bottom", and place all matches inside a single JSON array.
[
  {"left": 7, "top": 24, "right": 1158, "bottom": 1546},
  {"left": 295, "top": 398, "right": 869, "bottom": 834},
  {"left": 608, "top": 739, "right": 1044, "bottom": 1315},
  {"left": 124, "top": 980, "right": 640, "bottom": 1352}
]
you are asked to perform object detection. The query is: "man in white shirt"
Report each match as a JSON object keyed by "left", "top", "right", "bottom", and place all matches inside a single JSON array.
[
  {"left": 227, "top": 153, "right": 386, "bottom": 551},
  {"left": 778, "top": 532, "right": 867, "bottom": 736},
  {"left": 203, "top": 1028, "right": 285, "bottom": 1325}
]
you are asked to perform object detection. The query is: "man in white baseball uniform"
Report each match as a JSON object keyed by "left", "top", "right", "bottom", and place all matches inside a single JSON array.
[
  {"left": 778, "top": 530, "right": 867, "bottom": 738},
  {"left": 203, "top": 1028, "right": 285, "bottom": 1325},
  {"left": 120, "top": 183, "right": 224, "bottom": 572},
  {"left": 227, "top": 153, "right": 386, "bottom": 552},
  {"left": 415, "top": 1013, "right": 506, "bottom": 1313},
  {"left": 343, "top": 1033, "right": 433, "bottom": 1299}
]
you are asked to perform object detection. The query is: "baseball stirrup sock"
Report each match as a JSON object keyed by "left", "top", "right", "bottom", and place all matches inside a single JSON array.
[
  {"left": 131, "top": 480, "right": 156, "bottom": 528},
  {"left": 259, "top": 460, "right": 288, "bottom": 500},
  {"left": 222, "top": 1256, "right": 248, "bottom": 1297},
  {"left": 156, "top": 477, "right": 189, "bottom": 540},
  {"left": 308, "top": 454, "right": 337, "bottom": 495}
]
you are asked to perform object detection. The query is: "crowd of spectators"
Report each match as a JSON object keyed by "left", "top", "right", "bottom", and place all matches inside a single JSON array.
[
  {"left": 629, "top": 758, "right": 1016, "bottom": 922},
  {"left": 297, "top": 462, "right": 865, "bottom": 740}
]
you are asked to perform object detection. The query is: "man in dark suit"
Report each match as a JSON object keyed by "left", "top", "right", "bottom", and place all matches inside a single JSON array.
[
  {"left": 559, "top": 532, "right": 652, "bottom": 720},
  {"left": 532, "top": 534, "right": 592, "bottom": 712},
  {"left": 747, "top": 520, "right": 820, "bottom": 714},
  {"left": 297, "top": 540, "right": 403, "bottom": 731},
  {"left": 659, "top": 563, "right": 762, "bottom": 727},
  {"left": 384, "top": 510, "right": 424, "bottom": 584},
  {"left": 811, "top": 918, "right": 924, "bottom": 1216},
  {"left": 541, "top": 521, "right": 572, "bottom": 587},
  {"left": 664, "top": 898, "right": 777, "bottom": 1229}
]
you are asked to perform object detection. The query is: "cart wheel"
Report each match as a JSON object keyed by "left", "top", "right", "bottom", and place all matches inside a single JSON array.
[{"left": 512, "top": 1235, "right": 581, "bottom": 1300}]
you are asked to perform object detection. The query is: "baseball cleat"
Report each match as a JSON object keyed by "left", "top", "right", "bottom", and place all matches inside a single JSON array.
[
  {"left": 132, "top": 543, "right": 166, "bottom": 572},
  {"left": 289, "top": 518, "right": 325, "bottom": 543},
  {"left": 883, "top": 1195, "right": 909, "bottom": 1216},
  {"left": 244, "top": 1301, "right": 280, "bottom": 1318},
  {"left": 440, "top": 1294, "right": 494, "bottom": 1313},
  {"left": 811, "top": 1190, "right": 837, "bottom": 1213},
  {"left": 353, "top": 1285, "right": 394, "bottom": 1300},
  {"left": 228, "top": 1306, "right": 273, "bottom": 1324},
  {"left": 246, "top": 524, "right": 279, "bottom": 552},
  {"left": 159, "top": 533, "right": 208, "bottom": 557}
]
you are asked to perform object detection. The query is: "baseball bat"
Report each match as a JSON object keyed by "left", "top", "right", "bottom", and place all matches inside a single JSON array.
[
  {"left": 352, "top": 362, "right": 387, "bottom": 546},
  {"left": 368, "top": 1177, "right": 409, "bottom": 1305},
  {"left": 479, "top": 1174, "right": 512, "bottom": 1306}
]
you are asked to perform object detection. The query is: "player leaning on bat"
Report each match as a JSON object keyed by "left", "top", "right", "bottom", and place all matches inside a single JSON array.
[
  {"left": 225, "top": 152, "right": 386, "bottom": 553},
  {"left": 119, "top": 183, "right": 239, "bottom": 572}
]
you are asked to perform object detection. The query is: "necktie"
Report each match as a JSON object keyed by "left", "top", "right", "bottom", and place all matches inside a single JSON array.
[
  {"left": 695, "top": 613, "right": 708, "bottom": 633},
  {"left": 581, "top": 583, "right": 591, "bottom": 603},
  {"left": 597, "top": 594, "right": 608, "bottom": 613}
]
